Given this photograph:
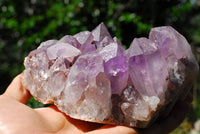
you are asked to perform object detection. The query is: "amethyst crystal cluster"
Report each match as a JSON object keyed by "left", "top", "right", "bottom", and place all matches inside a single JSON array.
[{"left": 22, "top": 23, "right": 199, "bottom": 128}]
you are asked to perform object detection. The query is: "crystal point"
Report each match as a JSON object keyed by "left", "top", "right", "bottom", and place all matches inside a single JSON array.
[
  {"left": 22, "top": 24, "right": 199, "bottom": 128},
  {"left": 92, "top": 22, "right": 112, "bottom": 42}
]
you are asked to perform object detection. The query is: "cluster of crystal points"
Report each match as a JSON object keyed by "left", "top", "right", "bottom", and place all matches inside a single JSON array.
[{"left": 22, "top": 23, "right": 199, "bottom": 128}]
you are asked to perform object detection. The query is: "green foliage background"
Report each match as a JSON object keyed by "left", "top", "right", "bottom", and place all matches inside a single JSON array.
[{"left": 0, "top": 0, "right": 200, "bottom": 133}]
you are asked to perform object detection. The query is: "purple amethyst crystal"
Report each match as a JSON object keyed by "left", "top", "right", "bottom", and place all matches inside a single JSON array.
[{"left": 22, "top": 23, "right": 199, "bottom": 128}]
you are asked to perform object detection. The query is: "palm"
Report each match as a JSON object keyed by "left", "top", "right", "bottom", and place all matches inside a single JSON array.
[{"left": 0, "top": 74, "right": 192, "bottom": 134}]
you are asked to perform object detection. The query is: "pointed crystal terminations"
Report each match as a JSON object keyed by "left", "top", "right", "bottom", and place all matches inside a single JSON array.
[{"left": 22, "top": 23, "right": 199, "bottom": 128}]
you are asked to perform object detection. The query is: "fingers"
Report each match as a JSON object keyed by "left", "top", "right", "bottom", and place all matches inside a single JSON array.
[
  {"left": 3, "top": 74, "right": 31, "bottom": 104},
  {"left": 35, "top": 105, "right": 137, "bottom": 134},
  {"left": 64, "top": 115, "right": 104, "bottom": 132},
  {"left": 35, "top": 106, "right": 103, "bottom": 133},
  {"left": 88, "top": 125, "right": 137, "bottom": 134},
  {"left": 34, "top": 106, "right": 67, "bottom": 133}
]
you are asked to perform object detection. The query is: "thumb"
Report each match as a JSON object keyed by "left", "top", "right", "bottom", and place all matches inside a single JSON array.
[{"left": 3, "top": 73, "right": 31, "bottom": 104}]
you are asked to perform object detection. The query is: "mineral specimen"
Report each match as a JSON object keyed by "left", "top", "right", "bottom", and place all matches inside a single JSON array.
[{"left": 22, "top": 23, "right": 199, "bottom": 128}]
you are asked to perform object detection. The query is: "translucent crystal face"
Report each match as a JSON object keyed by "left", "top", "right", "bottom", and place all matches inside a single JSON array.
[{"left": 22, "top": 23, "right": 199, "bottom": 128}]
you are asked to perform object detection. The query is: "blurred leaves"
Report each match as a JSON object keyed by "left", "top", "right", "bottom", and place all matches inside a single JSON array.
[
  {"left": 119, "top": 13, "right": 152, "bottom": 34},
  {"left": 0, "top": 0, "right": 200, "bottom": 133},
  {"left": 26, "top": 97, "right": 46, "bottom": 108},
  {"left": 171, "top": 119, "right": 193, "bottom": 134}
]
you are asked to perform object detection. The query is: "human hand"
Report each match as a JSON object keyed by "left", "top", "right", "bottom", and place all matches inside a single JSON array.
[
  {"left": 0, "top": 74, "right": 137, "bottom": 134},
  {"left": 0, "top": 74, "right": 192, "bottom": 134}
]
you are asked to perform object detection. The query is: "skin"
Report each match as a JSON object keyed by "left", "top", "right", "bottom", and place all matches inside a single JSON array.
[{"left": 0, "top": 74, "right": 192, "bottom": 134}]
